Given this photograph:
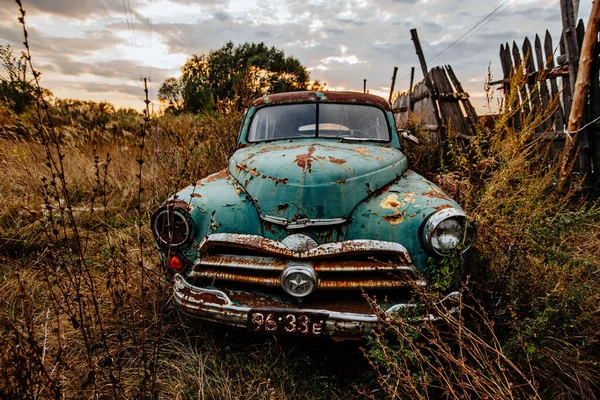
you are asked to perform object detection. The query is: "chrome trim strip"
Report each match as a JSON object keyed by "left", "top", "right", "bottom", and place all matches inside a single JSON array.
[
  {"left": 173, "top": 274, "right": 459, "bottom": 336},
  {"left": 193, "top": 254, "right": 419, "bottom": 274},
  {"left": 197, "top": 233, "right": 412, "bottom": 263},
  {"left": 261, "top": 214, "right": 346, "bottom": 229}
]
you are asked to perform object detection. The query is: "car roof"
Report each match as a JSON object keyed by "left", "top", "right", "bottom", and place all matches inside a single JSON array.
[{"left": 251, "top": 91, "right": 392, "bottom": 112}]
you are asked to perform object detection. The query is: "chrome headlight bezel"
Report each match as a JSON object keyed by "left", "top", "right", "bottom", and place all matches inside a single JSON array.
[
  {"left": 421, "top": 208, "right": 474, "bottom": 256},
  {"left": 151, "top": 203, "right": 194, "bottom": 248}
]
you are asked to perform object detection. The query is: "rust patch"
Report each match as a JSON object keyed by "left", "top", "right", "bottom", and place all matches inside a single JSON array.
[
  {"left": 295, "top": 146, "right": 317, "bottom": 171},
  {"left": 423, "top": 189, "right": 451, "bottom": 201},
  {"left": 262, "top": 174, "right": 290, "bottom": 185},
  {"left": 434, "top": 204, "right": 453, "bottom": 211},
  {"left": 251, "top": 91, "right": 392, "bottom": 111},
  {"left": 353, "top": 147, "right": 369, "bottom": 156},
  {"left": 383, "top": 212, "right": 407, "bottom": 225},
  {"left": 181, "top": 287, "right": 226, "bottom": 306},
  {"left": 402, "top": 192, "right": 417, "bottom": 203},
  {"left": 250, "top": 168, "right": 260, "bottom": 177},
  {"left": 201, "top": 169, "right": 228, "bottom": 183},
  {"left": 328, "top": 156, "right": 346, "bottom": 164},
  {"left": 380, "top": 194, "right": 408, "bottom": 225},
  {"left": 380, "top": 194, "right": 401, "bottom": 209},
  {"left": 336, "top": 179, "right": 346, "bottom": 184},
  {"left": 192, "top": 193, "right": 203, "bottom": 198},
  {"left": 277, "top": 203, "right": 289, "bottom": 211}
]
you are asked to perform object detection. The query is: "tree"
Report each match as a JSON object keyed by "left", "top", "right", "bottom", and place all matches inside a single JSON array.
[
  {"left": 162, "top": 42, "right": 320, "bottom": 113},
  {"left": 0, "top": 44, "right": 36, "bottom": 114}
]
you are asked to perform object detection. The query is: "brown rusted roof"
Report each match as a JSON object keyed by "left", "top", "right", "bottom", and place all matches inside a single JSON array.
[{"left": 252, "top": 91, "right": 391, "bottom": 111}]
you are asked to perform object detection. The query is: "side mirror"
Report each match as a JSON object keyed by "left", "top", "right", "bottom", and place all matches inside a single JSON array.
[{"left": 398, "top": 129, "right": 420, "bottom": 145}]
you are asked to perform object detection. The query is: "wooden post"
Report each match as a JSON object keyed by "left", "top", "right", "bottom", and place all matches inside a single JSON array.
[
  {"left": 590, "top": 31, "right": 600, "bottom": 186},
  {"left": 408, "top": 67, "right": 415, "bottom": 111},
  {"left": 559, "top": 0, "right": 600, "bottom": 192},
  {"left": 561, "top": 0, "right": 580, "bottom": 92},
  {"left": 410, "top": 28, "right": 444, "bottom": 140},
  {"left": 363, "top": 79, "right": 367, "bottom": 93},
  {"left": 389, "top": 66, "right": 398, "bottom": 103}
]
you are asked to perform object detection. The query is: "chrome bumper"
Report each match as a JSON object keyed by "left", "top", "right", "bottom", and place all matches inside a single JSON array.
[{"left": 173, "top": 274, "right": 459, "bottom": 337}]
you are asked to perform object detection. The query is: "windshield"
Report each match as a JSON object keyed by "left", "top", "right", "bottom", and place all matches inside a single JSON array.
[{"left": 247, "top": 103, "right": 390, "bottom": 142}]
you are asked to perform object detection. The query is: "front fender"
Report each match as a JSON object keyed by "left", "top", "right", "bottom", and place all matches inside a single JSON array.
[
  {"left": 346, "top": 170, "right": 463, "bottom": 271},
  {"left": 171, "top": 169, "right": 261, "bottom": 260}
]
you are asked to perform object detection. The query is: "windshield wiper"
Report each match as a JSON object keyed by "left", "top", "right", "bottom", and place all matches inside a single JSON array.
[{"left": 339, "top": 136, "right": 372, "bottom": 142}]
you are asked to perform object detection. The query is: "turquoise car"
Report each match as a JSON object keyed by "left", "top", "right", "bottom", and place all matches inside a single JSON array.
[{"left": 151, "top": 91, "right": 474, "bottom": 337}]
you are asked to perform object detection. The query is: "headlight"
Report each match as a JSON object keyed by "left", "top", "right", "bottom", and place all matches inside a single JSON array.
[
  {"left": 422, "top": 208, "right": 474, "bottom": 255},
  {"left": 151, "top": 203, "right": 193, "bottom": 247}
]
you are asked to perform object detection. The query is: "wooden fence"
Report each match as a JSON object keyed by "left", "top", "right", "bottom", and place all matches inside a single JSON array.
[
  {"left": 491, "top": 19, "right": 600, "bottom": 187},
  {"left": 393, "top": 65, "right": 478, "bottom": 141}
]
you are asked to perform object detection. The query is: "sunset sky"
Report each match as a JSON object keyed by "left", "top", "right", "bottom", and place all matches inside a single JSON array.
[{"left": 0, "top": 0, "right": 589, "bottom": 113}]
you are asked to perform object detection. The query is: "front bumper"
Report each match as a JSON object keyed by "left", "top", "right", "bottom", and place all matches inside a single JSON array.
[{"left": 173, "top": 274, "right": 460, "bottom": 337}]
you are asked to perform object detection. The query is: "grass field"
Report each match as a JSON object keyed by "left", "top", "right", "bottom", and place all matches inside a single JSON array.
[{"left": 1, "top": 55, "right": 600, "bottom": 399}]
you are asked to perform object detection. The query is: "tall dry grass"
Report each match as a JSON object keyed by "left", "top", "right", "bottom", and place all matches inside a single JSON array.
[
  {"left": 1, "top": 3, "right": 599, "bottom": 397},
  {"left": 367, "top": 67, "right": 600, "bottom": 399}
]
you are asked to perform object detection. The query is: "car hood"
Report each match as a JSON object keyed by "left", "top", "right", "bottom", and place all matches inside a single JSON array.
[{"left": 228, "top": 140, "right": 408, "bottom": 225}]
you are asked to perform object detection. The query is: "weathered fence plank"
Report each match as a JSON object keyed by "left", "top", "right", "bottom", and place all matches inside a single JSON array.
[
  {"left": 544, "top": 30, "right": 565, "bottom": 130},
  {"left": 535, "top": 34, "right": 551, "bottom": 132},
  {"left": 494, "top": 16, "right": 599, "bottom": 188},
  {"left": 393, "top": 65, "right": 477, "bottom": 141}
]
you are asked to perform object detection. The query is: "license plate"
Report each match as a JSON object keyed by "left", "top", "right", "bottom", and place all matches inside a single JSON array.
[{"left": 247, "top": 309, "right": 328, "bottom": 336}]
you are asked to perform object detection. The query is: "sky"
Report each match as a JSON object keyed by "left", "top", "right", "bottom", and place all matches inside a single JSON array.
[{"left": 0, "top": 0, "right": 591, "bottom": 114}]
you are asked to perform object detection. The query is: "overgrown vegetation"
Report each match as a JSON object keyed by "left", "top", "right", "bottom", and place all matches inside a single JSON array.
[
  {"left": 1, "top": 3, "right": 599, "bottom": 399},
  {"left": 366, "top": 68, "right": 600, "bottom": 399}
]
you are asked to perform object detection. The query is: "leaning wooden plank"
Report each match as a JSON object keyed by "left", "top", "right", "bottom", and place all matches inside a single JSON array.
[
  {"left": 544, "top": 30, "right": 565, "bottom": 130},
  {"left": 446, "top": 65, "right": 478, "bottom": 133},
  {"left": 523, "top": 37, "right": 542, "bottom": 132},
  {"left": 534, "top": 34, "right": 552, "bottom": 131},
  {"left": 512, "top": 41, "right": 530, "bottom": 123},
  {"left": 433, "top": 67, "right": 471, "bottom": 138},
  {"left": 560, "top": 36, "right": 573, "bottom": 120}
]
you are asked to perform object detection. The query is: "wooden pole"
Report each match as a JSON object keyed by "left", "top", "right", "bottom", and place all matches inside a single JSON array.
[
  {"left": 561, "top": 0, "right": 580, "bottom": 95},
  {"left": 389, "top": 66, "right": 398, "bottom": 103},
  {"left": 363, "top": 79, "right": 367, "bottom": 93},
  {"left": 410, "top": 28, "right": 444, "bottom": 140},
  {"left": 558, "top": 0, "right": 600, "bottom": 192},
  {"left": 408, "top": 67, "right": 415, "bottom": 112}
]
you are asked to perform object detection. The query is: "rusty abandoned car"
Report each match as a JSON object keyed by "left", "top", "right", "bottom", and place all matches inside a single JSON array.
[{"left": 151, "top": 91, "right": 474, "bottom": 337}]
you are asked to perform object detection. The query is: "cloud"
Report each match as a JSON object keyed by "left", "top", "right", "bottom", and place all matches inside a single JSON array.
[
  {"left": 23, "top": 0, "right": 125, "bottom": 19},
  {"left": 81, "top": 82, "right": 146, "bottom": 97},
  {"left": 0, "top": 0, "right": 577, "bottom": 112}
]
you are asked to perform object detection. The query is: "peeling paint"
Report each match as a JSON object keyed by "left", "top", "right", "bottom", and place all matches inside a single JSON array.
[
  {"left": 423, "top": 186, "right": 451, "bottom": 201},
  {"left": 294, "top": 146, "right": 317, "bottom": 171},
  {"left": 383, "top": 212, "right": 407, "bottom": 225},
  {"left": 329, "top": 156, "right": 346, "bottom": 164},
  {"left": 251, "top": 91, "right": 392, "bottom": 111},
  {"left": 353, "top": 147, "right": 369, "bottom": 156},
  {"left": 380, "top": 193, "right": 410, "bottom": 225}
]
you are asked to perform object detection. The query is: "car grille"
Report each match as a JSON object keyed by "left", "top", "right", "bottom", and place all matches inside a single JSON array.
[{"left": 188, "top": 233, "right": 426, "bottom": 291}]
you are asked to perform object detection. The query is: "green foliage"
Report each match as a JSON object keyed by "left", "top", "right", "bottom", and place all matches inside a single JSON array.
[
  {"left": 162, "top": 41, "right": 320, "bottom": 114},
  {"left": 0, "top": 44, "right": 36, "bottom": 114},
  {"left": 426, "top": 247, "right": 463, "bottom": 292}
]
